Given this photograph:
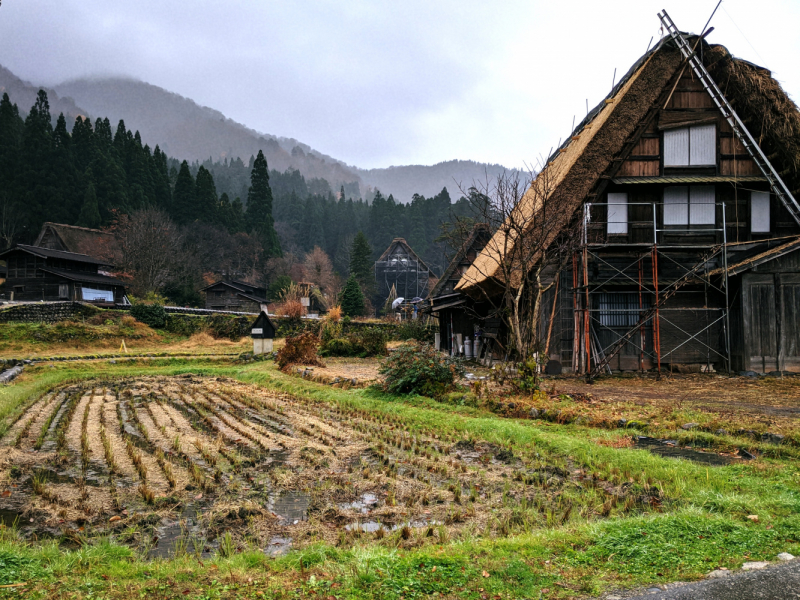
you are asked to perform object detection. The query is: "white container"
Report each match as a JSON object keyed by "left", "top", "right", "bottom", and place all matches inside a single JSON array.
[
  {"left": 474, "top": 340, "right": 482, "bottom": 360},
  {"left": 455, "top": 334, "right": 463, "bottom": 356},
  {"left": 464, "top": 338, "right": 473, "bottom": 359}
]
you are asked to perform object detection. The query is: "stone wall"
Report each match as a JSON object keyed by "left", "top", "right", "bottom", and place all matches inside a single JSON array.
[{"left": 0, "top": 302, "right": 101, "bottom": 324}]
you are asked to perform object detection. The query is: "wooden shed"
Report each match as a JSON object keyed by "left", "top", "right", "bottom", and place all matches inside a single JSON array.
[{"left": 251, "top": 311, "right": 277, "bottom": 355}]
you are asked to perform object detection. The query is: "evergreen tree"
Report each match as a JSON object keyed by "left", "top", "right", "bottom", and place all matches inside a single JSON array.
[
  {"left": 349, "top": 231, "right": 375, "bottom": 297},
  {"left": 195, "top": 165, "right": 218, "bottom": 222},
  {"left": 171, "top": 160, "right": 196, "bottom": 223},
  {"left": 339, "top": 274, "right": 365, "bottom": 317},
  {"left": 246, "top": 150, "right": 281, "bottom": 257},
  {"left": 77, "top": 170, "right": 101, "bottom": 228}
]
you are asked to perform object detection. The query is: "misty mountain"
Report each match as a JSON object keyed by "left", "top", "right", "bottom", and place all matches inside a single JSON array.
[
  {"left": 0, "top": 65, "right": 86, "bottom": 124},
  {"left": 356, "top": 160, "right": 515, "bottom": 204},
  {"left": 0, "top": 65, "right": 515, "bottom": 203},
  {"left": 53, "top": 77, "right": 360, "bottom": 192}
]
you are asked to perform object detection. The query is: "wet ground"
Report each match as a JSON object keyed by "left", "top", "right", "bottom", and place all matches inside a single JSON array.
[
  {"left": 633, "top": 436, "right": 746, "bottom": 466},
  {"left": 0, "top": 375, "right": 657, "bottom": 558}
]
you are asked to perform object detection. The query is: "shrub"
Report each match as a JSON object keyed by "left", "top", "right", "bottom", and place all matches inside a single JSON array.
[
  {"left": 349, "top": 327, "right": 388, "bottom": 356},
  {"left": 379, "top": 342, "right": 464, "bottom": 397},
  {"left": 321, "top": 327, "right": 388, "bottom": 358},
  {"left": 322, "top": 338, "right": 354, "bottom": 356},
  {"left": 327, "top": 305, "right": 343, "bottom": 322},
  {"left": 120, "top": 315, "right": 137, "bottom": 327},
  {"left": 278, "top": 300, "right": 305, "bottom": 321},
  {"left": 277, "top": 332, "right": 325, "bottom": 369},
  {"left": 395, "top": 319, "right": 436, "bottom": 343},
  {"left": 130, "top": 304, "right": 167, "bottom": 328}
]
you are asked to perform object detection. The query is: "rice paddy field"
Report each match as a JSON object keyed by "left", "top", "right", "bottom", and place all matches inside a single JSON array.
[{"left": 1, "top": 357, "right": 799, "bottom": 599}]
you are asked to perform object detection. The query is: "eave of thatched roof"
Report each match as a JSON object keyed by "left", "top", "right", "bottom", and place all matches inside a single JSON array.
[{"left": 428, "top": 223, "right": 491, "bottom": 299}]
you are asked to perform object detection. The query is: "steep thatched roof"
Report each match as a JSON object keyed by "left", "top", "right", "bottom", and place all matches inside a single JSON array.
[
  {"left": 457, "top": 35, "right": 800, "bottom": 293},
  {"left": 705, "top": 46, "right": 800, "bottom": 196},
  {"left": 457, "top": 38, "right": 682, "bottom": 292},
  {"left": 34, "top": 222, "right": 120, "bottom": 264},
  {"left": 377, "top": 238, "right": 436, "bottom": 275}
]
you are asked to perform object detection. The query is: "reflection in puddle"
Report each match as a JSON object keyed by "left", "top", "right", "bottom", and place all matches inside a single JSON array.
[
  {"left": 339, "top": 493, "right": 378, "bottom": 514},
  {"left": 634, "top": 436, "right": 741, "bottom": 466},
  {"left": 147, "top": 506, "right": 206, "bottom": 559},
  {"left": 264, "top": 536, "right": 292, "bottom": 556},
  {"left": 268, "top": 491, "right": 309, "bottom": 523},
  {"left": 346, "top": 519, "right": 437, "bottom": 533}
]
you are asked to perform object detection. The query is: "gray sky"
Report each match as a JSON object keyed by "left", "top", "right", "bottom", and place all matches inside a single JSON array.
[{"left": 0, "top": 0, "right": 798, "bottom": 169}]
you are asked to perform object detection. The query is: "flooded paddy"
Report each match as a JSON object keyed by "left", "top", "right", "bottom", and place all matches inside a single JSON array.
[{"left": 0, "top": 375, "right": 659, "bottom": 557}]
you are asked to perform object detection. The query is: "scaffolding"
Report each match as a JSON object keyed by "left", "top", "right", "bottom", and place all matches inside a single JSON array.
[{"left": 573, "top": 201, "right": 731, "bottom": 377}]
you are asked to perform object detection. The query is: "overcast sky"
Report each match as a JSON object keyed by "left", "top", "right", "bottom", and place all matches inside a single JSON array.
[{"left": 0, "top": 0, "right": 798, "bottom": 169}]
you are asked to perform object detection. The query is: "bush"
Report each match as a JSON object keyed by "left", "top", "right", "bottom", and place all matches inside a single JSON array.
[
  {"left": 395, "top": 319, "right": 436, "bottom": 343},
  {"left": 379, "top": 342, "right": 464, "bottom": 397},
  {"left": 322, "top": 338, "right": 354, "bottom": 356},
  {"left": 321, "top": 327, "right": 388, "bottom": 358},
  {"left": 130, "top": 304, "right": 167, "bottom": 328},
  {"left": 349, "top": 327, "right": 388, "bottom": 356},
  {"left": 278, "top": 300, "right": 305, "bottom": 321},
  {"left": 277, "top": 332, "right": 325, "bottom": 369}
]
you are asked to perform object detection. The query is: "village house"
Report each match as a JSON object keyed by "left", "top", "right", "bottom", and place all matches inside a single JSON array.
[
  {"left": 0, "top": 244, "right": 126, "bottom": 303},
  {"left": 455, "top": 18, "right": 800, "bottom": 375},
  {"left": 200, "top": 280, "right": 269, "bottom": 313},
  {"left": 427, "top": 223, "right": 492, "bottom": 353},
  {"left": 375, "top": 238, "right": 437, "bottom": 312}
]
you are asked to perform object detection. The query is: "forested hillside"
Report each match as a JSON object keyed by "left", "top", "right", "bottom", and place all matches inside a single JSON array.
[{"left": 0, "top": 90, "right": 478, "bottom": 305}]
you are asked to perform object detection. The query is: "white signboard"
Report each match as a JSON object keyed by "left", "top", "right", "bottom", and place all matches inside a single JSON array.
[
  {"left": 251, "top": 328, "right": 263, "bottom": 335},
  {"left": 300, "top": 297, "right": 310, "bottom": 307}
]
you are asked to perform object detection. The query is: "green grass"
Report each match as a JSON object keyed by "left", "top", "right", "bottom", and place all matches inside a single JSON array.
[{"left": 1, "top": 359, "right": 799, "bottom": 598}]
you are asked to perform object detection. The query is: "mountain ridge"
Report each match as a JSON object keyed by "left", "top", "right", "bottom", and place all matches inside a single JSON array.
[{"left": 0, "top": 65, "right": 515, "bottom": 202}]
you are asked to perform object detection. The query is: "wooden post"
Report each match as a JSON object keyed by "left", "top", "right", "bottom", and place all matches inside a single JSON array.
[{"left": 651, "top": 245, "right": 661, "bottom": 378}]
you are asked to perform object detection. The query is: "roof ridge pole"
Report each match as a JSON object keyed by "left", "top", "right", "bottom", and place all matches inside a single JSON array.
[{"left": 657, "top": 9, "right": 800, "bottom": 226}]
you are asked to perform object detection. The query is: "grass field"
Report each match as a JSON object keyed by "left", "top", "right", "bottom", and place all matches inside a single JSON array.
[{"left": 0, "top": 359, "right": 799, "bottom": 599}]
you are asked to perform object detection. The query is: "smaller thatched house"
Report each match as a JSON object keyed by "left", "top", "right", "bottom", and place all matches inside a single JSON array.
[
  {"left": 427, "top": 224, "right": 492, "bottom": 353},
  {"left": 375, "top": 238, "right": 437, "bottom": 311}
]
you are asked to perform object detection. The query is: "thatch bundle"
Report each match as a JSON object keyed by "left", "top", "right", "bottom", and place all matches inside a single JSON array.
[{"left": 706, "top": 43, "right": 800, "bottom": 195}]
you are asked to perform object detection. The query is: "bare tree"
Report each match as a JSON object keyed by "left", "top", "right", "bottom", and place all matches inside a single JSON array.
[
  {"left": 459, "top": 163, "right": 581, "bottom": 363},
  {"left": 302, "top": 246, "right": 338, "bottom": 297},
  {"left": 117, "top": 208, "right": 186, "bottom": 296},
  {"left": 0, "top": 193, "right": 21, "bottom": 250}
]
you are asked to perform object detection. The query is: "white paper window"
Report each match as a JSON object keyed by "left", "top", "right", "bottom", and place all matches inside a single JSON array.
[
  {"left": 663, "top": 186, "right": 716, "bottom": 226},
  {"left": 751, "top": 191, "right": 770, "bottom": 233},
  {"left": 689, "top": 125, "right": 716, "bottom": 166},
  {"left": 607, "top": 192, "right": 628, "bottom": 235},
  {"left": 664, "top": 129, "right": 690, "bottom": 166},
  {"left": 664, "top": 186, "right": 689, "bottom": 224},
  {"left": 664, "top": 125, "right": 716, "bottom": 166},
  {"left": 81, "top": 287, "right": 114, "bottom": 302},
  {"left": 689, "top": 186, "right": 716, "bottom": 225}
]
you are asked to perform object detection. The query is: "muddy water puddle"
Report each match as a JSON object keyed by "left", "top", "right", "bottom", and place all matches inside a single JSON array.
[
  {"left": 1, "top": 376, "right": 662, "bottom": 558},
  {"left": 634, "top": 436, "right": 745, "bottom": 466}
]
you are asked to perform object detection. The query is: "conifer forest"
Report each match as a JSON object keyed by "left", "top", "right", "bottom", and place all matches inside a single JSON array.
[{"left": 0, "top": 90, "right": 475, "bottom": 304}]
